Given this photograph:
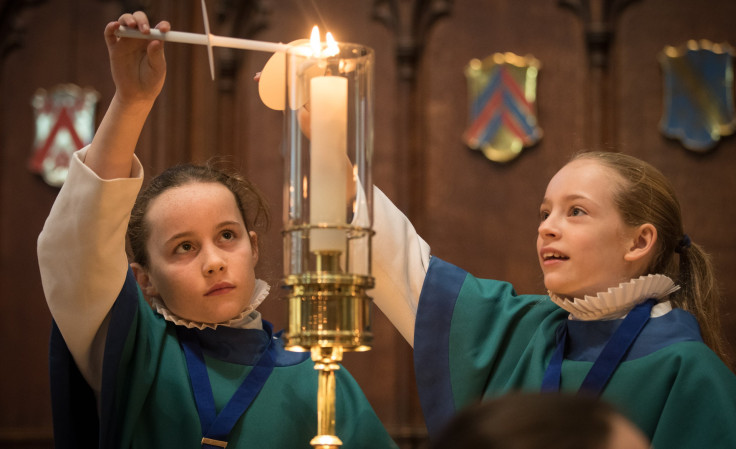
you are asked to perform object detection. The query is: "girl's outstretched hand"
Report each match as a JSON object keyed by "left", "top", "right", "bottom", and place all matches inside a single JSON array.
[{"left": 104, "top": 11, "right": 170, "bottom": 105}]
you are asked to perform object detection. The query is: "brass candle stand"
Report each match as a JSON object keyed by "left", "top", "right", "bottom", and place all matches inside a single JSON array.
[
  {"left": 281, "top": 40, "right": 375, "bottom": 448},
  {"left": 284, "top": 250, "right": 374, "bottom": 448}
]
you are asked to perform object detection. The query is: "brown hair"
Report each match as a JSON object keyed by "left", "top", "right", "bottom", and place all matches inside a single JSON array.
[
  {"left": 127, "top": 162, "right": 270, "bottom": 268},
  {"left": 573, "top": 151, "right": 729, "bottom": 366},
  {"left": 430, "top": 392, "right": 626, "bottom": 449}
]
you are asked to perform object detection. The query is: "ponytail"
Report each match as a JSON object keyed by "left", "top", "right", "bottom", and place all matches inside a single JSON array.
[
  {"left": 674, "top": 240, "right": 731, "bottom": 368},
  {"left": 572, "top": 151, "right": 732, "bottom": 369}
]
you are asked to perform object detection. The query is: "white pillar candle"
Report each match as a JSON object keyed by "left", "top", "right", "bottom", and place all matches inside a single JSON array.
[{"left": 309, "top": 75, "right": 348, "bottom": 253}]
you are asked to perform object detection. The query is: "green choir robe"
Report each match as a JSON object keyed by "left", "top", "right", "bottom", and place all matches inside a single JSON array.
[
  {"left": 50, "top": 267, "right": 398, "bottom": 449},
  {"left": 414, "top": 257, "right": 736, "bottom": 448}
]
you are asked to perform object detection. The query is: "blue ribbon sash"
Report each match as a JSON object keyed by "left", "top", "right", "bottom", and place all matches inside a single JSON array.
[
  {"left": 177, "top": 324, "right": 276, "bottom": 448},
  {"left": 541, "top": 298, "right": 656, "bottom": 396}
]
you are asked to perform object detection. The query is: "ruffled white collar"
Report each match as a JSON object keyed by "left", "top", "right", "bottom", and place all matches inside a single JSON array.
[
  {"left": 549, "top": 274, "right": 680, "bottom": 321},
  {"left": 149, "top": 279, "right": 271, "bottom": 330}
]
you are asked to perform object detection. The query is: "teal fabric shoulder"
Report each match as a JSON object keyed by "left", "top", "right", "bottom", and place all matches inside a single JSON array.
[
  {"left": 448, "top": 267, "right": 562, "bottom": 403},
  {"left": 414, "top": 257, "right": 562, "bottom": 432},
  {"left": 588, "top": 341, "right": 736, "bottom": 448},
  {"left": 414, "top": 257, "right": 736, "bottom": 448},
  {"left": 102, "top": 269, "right": 397, "bottom": 449}
]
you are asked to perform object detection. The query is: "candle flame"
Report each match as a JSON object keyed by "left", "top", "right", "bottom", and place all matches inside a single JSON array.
[
  {"left": 309, "top": 25, "right": 339, "bottom": 57},
  {"left": 310, "top": 26, "right": 321, "bottom": 57},
  {"left": 325, "top": 32, "right": 339, "bottom": 57}
]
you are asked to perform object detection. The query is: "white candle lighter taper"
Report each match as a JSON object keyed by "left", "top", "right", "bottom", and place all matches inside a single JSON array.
[{"left": 114, "top": 26, "right": 290, "bottom": 53}]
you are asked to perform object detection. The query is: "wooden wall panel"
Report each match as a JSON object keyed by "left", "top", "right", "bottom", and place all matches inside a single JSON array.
[
  {"left": 420, "top": 1, "right": 586, "bottom": 295},
  {"left": 0, "top": 0, "right": 118, "bottom": 445},
  {"left": 615, "top": 0, "right": 736, "bottom": 360}
]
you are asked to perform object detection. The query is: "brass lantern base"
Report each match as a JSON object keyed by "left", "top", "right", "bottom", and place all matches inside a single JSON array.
[
  {"left": 283, "top": 252, "right": 374, "bottom": 448},
  {"left": 283, "top": 272, "right": 374, "bottom": 352}
]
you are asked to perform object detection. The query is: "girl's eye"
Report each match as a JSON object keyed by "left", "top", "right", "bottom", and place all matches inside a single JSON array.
[
  {"left": 175, "top": 242, "right": 194, "bottom": 254},
  {"left": 570, "top": 207, "right": 586, "bottom": 217},
  {"left": 539, "top": 210, "right": 550, "bottom": 221},
  {"left": 221, "top": 230, "right": 236, "bottom": 241}
]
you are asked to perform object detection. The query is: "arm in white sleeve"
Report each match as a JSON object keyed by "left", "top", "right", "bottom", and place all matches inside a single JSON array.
[
  {"left": 37, "top": 147, "right": 143, "bottom": 394},
  {"left": 371, "top": 186, "right": 430, "bottom": 347}
]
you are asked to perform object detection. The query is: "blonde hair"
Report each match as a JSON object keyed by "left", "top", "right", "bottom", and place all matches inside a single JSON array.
[{"left": 572, "top": 151, "right": 730, "bottom": 367}]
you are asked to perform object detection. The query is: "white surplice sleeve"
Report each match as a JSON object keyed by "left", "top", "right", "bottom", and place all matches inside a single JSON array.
[
  {"left": 37, "top": 147, "right": 143, "bottom": 394},
  {"left": 371, "top": 187, "right": 430, "bottom": 347}
]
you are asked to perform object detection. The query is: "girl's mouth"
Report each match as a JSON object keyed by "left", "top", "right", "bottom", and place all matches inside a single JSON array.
[
  {"left": 541, "top": 251, "right": 569, "bottom": 261},
  {"left": 206, "top": 282, "right": 235, "bottom": 296}
]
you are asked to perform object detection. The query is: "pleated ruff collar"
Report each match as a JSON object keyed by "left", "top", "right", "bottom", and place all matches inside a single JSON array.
[
  {"left": 549, "top": 274, "right": 680, "bottom": 321},
  {"left": 149, "top": 279, "right": 271, "bottom": 330}
]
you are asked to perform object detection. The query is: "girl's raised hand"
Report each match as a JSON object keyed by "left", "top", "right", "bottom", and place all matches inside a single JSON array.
[{"left": 104, "top": 12, "right": 170, "bottom": 106}]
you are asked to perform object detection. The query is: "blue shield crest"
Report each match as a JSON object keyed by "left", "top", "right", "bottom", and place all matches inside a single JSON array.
[{"left": 659, "top": 40, "right": 735, "bottom": 151}]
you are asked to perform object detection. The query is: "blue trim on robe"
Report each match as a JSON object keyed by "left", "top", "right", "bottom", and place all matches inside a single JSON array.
[
  {"left": 193, "top": 325, "right": 309, "bottom": 367},
  {"left": 565, "top": 309, "right": 703, "bottom": 362},
  {"left": 49, "top": 266, "right": 141, "bottom": 449},
  {"left": 99, "top": 265, "right": 140, "bottom": 449},
  {"left": 49, "top": 321, "right": 100, "bottom": 449},
  {"left": 414, "top": 257, "right": 467, "bottom": 437}
]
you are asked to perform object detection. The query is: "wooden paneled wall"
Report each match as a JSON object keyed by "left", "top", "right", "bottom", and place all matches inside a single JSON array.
[{"left": 2, "top": 0, "right": 735, "bottom": 447}]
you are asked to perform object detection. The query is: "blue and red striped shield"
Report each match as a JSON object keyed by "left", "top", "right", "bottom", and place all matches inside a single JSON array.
[
  {"left": 659, "top": 40, "right": 735, "bottom": 151},
  {"left": 463, "top": 52, "right": 542, "bottom": 162}
]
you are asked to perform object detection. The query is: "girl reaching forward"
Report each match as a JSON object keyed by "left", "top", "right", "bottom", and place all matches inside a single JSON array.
[
  {"left": 38, "top": 12, "right": 397, "bottom": 449},
  {"left": 370, "top": 150, "right": 736, "bottom": 448}
]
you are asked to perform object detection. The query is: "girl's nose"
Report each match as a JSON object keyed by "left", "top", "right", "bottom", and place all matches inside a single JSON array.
[
  {"left": 202, "top": 248, "right": 226, "bottom": 275},
  {"left": 205, "top": 264, "right": 225, "bottom": 275},
  {"left": 538, "top": 216, "right": 559, "bottom": 238}
]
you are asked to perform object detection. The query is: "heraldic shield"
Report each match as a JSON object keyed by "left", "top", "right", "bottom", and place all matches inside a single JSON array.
[
  {"left": 463, "top": 52, "right": 542, "bottom": 163},
  {"left": 29, "top": 84, "right": 99, "bottom": 187},
  {"left": 659, "top": 40, "right": 735, "bottom": 152}
]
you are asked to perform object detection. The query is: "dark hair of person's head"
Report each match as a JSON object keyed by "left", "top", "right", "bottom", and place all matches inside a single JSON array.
[
  {"left": 127, "top": 161, "right": 270, "bottom": 268},
  {"left": 571, "top": 151, "right": 729, "bottom": 367},
  {"left": 430, "top": 393, "right": 619, "bottom": 449}
]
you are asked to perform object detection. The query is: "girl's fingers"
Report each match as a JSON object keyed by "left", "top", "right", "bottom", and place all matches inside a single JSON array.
[
  {"left": 117, "top": 13, "right": 135, "bottom": 28},
  {"left": 154, "top": 20, "right": 171, "bottom": 33},
  {"left": 104, "top": 21, "right": 119, "bottom": 44},
  {"left": 105, "top": 21, "right": 119, "bottom": 33},
  {"left": 113, "top": 13, "right": 171, "bottom": 39},
  {"left": 117, "top": 11, "right": 150, "bottom": 33},
  {"left": 132, "top": 11, "right": 150, "bottom": 33}
]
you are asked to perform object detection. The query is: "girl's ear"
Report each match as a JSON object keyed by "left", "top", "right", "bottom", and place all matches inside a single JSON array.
[
  {"left": 249, "top": 231, "right": 259, "bottom": 264},
  {"left": 624, "top": 223, "right": 657, "bottom": 262},
  {"left": 130, "top": 262, "right": 159, "bottom": 297}
]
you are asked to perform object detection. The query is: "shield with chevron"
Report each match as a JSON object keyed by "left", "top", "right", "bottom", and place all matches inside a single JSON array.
[
  {"left": 463, "top": 52, "right": 542, "bottom": 163},
  {"left": 29, "top": 84, "right": 99, "bottom": 187}
]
